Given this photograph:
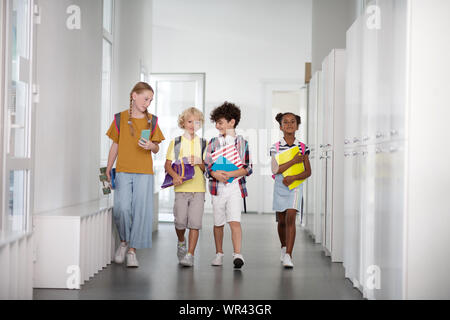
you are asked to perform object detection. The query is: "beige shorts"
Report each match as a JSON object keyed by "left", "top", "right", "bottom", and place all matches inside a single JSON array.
[{"left": 173, "top": 192, "right": 205, "bottom": 230}]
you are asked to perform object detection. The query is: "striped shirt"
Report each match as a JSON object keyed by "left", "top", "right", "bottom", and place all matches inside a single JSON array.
[
  {"left": 205, "top": 135, "right": 253, "bottom": 198},
  {"left": 269, "top": 137, "right": 310, "bottom": 157}
]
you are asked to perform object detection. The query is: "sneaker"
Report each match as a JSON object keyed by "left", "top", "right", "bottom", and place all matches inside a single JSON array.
[
  {"left": 282, "top": 254, "right": 294, "bottom": 268},
  {"left": 177, "top": 241, "right": 187, "bottom": 262},
  {"left": 233, "top": 253, "right": 245, "bottom": 269},
  {"left": 211, "top": 253, "right": 225, "bottom": 266},
  {"left": 126, "top": 251, "right": 139, "bottom": 268},
  {"left": 280, "top": 247, "right": 287, "bottom": 262},
  {"left": 180, "top": 253, "right": 194, "bottom": 267},
  {"left": 114, "top": 242, "right": 128, "bottom": 264}
]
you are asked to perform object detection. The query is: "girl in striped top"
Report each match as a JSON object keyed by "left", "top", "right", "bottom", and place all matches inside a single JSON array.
[{"left": 269, "top": 113, "right": 312, "bottom": 268}]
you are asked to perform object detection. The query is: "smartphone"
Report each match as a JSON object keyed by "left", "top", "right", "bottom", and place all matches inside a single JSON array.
[{"left": 141, "top": 130, "right": 151, "bottom": 141}]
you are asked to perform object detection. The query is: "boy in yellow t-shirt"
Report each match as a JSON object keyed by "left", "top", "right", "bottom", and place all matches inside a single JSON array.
[{"left": 164, "top": 107, "right": 208, "bottom": 267}]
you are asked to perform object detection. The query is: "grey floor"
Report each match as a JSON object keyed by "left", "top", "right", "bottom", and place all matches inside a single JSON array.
[{"left": 33, "top": 213, "right": 363, "bottom": 300}]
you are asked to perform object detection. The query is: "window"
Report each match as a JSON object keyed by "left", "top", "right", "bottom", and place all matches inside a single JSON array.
[
  {"left": 1, "top": 0, "right": 35, "bottom": 238},
  {"left": 100, "top": 0, "right": 114, "bottom": 167}
]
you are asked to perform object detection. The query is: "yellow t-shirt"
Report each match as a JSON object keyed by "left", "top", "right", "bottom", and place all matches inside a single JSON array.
[
  {"left": 106, "top": 110, "right": 165, "bottom": 175},
  {"left": 166, "top": 135, "right": 207, "bottom": 193}
]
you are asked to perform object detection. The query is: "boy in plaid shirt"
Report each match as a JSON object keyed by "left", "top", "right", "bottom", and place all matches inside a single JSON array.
[{"left": 204, "top": 102, "right": 253, "bottom": 269}]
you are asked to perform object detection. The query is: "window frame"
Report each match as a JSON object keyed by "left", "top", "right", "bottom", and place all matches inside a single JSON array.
[{"left": 100, "top": 0, "right": 114, "bottom": 168}]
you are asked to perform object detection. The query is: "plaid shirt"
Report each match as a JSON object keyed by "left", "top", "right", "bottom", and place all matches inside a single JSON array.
[{"left": 204, "top": 135, "right": 253, "bottom": 198}]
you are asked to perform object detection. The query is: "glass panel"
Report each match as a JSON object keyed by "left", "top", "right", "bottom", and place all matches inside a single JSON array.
[
  {"left": 153, "top": 81, "right": 197, "bottom": 221},
  {"left": 101, "top": 39, "right": 112, "bottom": 164},
  {"left": 103, "top": 0, "right": 113, "bottom": 34},
  {"left": 8, "top": 170, "right": 28, "bottom": 233},
  {"left": 9, "top": 0, "right": 30, "bottom": 158}
]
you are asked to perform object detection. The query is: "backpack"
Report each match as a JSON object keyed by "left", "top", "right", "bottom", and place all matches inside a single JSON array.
[
  {"left": 174, "top": 136, "right": 207, "bottom": 161},
  {"left": 271, "top": 141, "right": 306, "bottom": 180},
  {"left": 114, "top": 112, "right": 158, "bottom": 137}
]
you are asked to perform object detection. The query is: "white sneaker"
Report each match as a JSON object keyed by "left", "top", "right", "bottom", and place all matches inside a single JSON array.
[
  {"left": 211, "top": 253, "right": 225, "bottom": 266},
  {"left": 177, "top": 241, "right": 187, "bottom": 262},
  {"left": 126, "top": 251, "right": 139, "bottom": 268},
  {"left": 180, "top": 253, "right": 194, "bottom": 267},
  {"left": 280, "top": 247, "right": 287, "bottom": 262},
  {"left": 114, "top": 242, "right": 128, "bottom": 264},
  {"left": 282, "top": 254, "right": 294, "bottom": 268},
  {"left": 233, "top": 253, "right": 245, "bottom": 269}
]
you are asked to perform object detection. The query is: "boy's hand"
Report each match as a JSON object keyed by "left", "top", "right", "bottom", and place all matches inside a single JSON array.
[
  {"left": 283, "top": 176, "right": 296, "bottom": 187},
  {"left": 173, "top": 175, "right": 184, "bottom": 187},
  {"left": 212, "top": 171, "right": 229, "bottom": 183}
]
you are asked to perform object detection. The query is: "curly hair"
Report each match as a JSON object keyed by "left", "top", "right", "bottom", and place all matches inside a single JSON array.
[
  {"left": 210, "top": 102, "right": 241, "bottom": 128},
  {"left": 275, "top": 112, "right": 301, "bottom": 126}
]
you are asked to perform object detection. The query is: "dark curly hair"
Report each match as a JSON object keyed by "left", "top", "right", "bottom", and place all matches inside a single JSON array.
[
  {"left": 210, "top": 102, "right": 241, "bottom": 128},
  {"left": 275, "top": 112, "right": 301, "bottom": 126}
]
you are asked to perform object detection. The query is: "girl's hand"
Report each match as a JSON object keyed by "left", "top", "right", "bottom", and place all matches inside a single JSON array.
[
  {"left": 292, "top": 153, "right": 304, "bottom": 164},
  {"left": 283, "top": 176, "right": 296, "bottom": 187},
  {"left": 106, "top": 167, "right": 112, "bottom": 183},
  {"left": 138, "top": 138, "right": 155, "bottom": 151},
  {"left": 173, "top": 175, "right": 184, "bottom": 187}
]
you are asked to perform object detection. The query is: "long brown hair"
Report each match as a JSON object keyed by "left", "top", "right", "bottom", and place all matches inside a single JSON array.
[{"left": 128, "top": 82, "right": 154, "bottom": 136}]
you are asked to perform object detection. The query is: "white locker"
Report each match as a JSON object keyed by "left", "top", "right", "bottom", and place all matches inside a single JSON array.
[
  {"left": 343, "top": 148, "right": 363, "bottom": 290},
  {"left": 344, "top": 0, "right": 450, "bottom": 299},
  {"left": 319, "top": 49, "right": 346, "bottom": 262},
  {"left": 305, "top": 72, "right": 320, "bottom": 238}
]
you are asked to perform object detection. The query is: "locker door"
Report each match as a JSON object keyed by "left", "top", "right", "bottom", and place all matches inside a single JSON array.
[
  {"left": 319, "top": 151, "right": 327, "bottom": 247},
  {"left": 388, "top": 0, "right": 407, "bottom": 141},
  {"left": 324, "top": 150, "right": 333, "bottom": 255},
  {"left": 374, "top": 141, "right": 405, "bottom": 300},
  {"left": 345, "top": 17, "right": 363, "bottom": 146},
  {"left": 343, "top": 149, "right": 355, "bottom": 279},
  {"left": 361, "top": 145, "right": 376, "bottom": 299},
  {"left": 352, "top": 147, "right": 363, "bottom": 290}
]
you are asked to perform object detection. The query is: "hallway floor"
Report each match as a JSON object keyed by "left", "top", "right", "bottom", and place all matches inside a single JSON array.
[{"left": 33, "top": 214, "right": 363, "bottom": 300}]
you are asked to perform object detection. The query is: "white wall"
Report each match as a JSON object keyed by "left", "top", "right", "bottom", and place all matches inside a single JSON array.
[
  {"left": 152, "top": 0, "right": 312, "bottom": 213},
  {"left": 311, "top": 0, "right": 359, "bottom": 73},
  {"left": 112, "top": 0, "right": 153, "bottom": 114},
  {"left": 34, "top": 0, "right": 103, "bottom": 213}
]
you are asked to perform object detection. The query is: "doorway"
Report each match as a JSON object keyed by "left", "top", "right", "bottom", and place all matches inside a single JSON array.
[
  {"left": 261, "top": 81, "right": 308, "bottom": 219},
  {"left": 149, "top": 73, "right": 206, "bottom": 222}
]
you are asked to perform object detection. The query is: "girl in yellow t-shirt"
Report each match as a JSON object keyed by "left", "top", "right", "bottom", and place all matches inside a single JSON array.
[{"left": 106, "top": 82, "right": 165, "bottom": 268}]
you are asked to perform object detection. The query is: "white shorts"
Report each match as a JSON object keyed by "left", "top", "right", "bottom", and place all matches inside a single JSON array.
[{"left": 212, "top": 182, "right": 243, "bottom": 226}]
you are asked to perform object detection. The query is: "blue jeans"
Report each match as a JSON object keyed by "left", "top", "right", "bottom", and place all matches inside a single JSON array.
[{"left": 113, "top": 173, "right": 154, "bottom": 249}]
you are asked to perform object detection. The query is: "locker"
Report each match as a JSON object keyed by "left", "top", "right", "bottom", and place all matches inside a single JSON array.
[
  {"left": 318, "top": 49, "right": 346, "bottom": 262},
  {"left": 305, "top": 72, "right": 320, "bottom": 237},
  {"left": 344, "top": 0, "right": 450, "bottom": 299}
]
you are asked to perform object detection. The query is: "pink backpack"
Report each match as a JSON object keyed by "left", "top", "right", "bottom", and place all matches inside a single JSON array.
[{"left": 272, "top": 141, "right": 306, "bottom": 180}]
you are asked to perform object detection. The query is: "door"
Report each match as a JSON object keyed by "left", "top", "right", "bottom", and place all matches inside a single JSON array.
[
  {"left": 374, "top": 140, "right": 405, "bottom": 299},
  {"left": 149, "top": 73, "right": 206, "bottom": 222},
  {"left": 324, "top": 150, "right": 333, "bottom": 255},
  {"left": 1, "top": 0, "right": 36, "bottom": 238}
]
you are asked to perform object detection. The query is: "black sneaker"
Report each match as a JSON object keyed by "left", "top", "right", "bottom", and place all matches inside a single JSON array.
[{"left": 233, "top": 254, "right": 245, "bottom": 269}]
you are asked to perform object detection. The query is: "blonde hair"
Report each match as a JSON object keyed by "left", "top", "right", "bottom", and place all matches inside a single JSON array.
[
  {"left": 128, "top": 82, "right": 154, "bottom": 136},
  {"left": 178, "top": 107, "right": 205, "bottom": 129}
]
